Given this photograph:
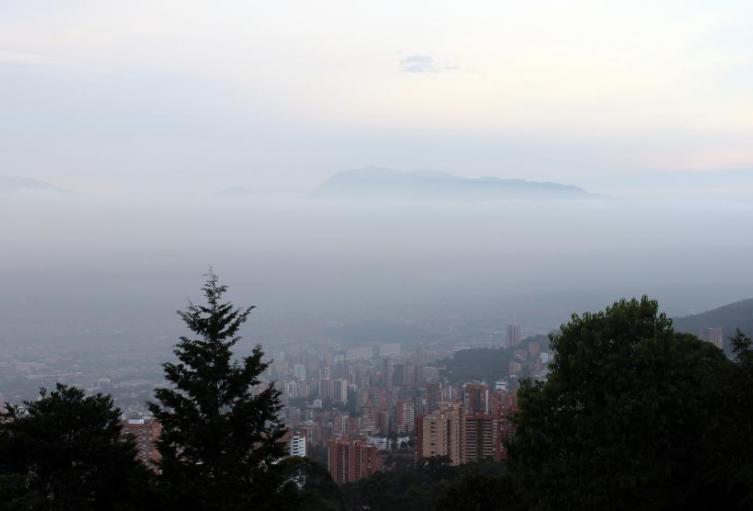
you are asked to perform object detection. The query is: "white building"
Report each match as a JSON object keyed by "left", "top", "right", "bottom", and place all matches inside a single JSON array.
[
  {"left": 289, "top": 434, "right": 307, "bottom": 457},
  {"left": 366, "top": 436, "right": 390, "bottom": 450}
]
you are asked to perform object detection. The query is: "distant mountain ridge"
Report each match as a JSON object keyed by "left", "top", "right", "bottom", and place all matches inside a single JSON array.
[
  {"left": 673, "top": 298, "right": 753, "bottom": 339},
  {"left": 0, "top": 176, "right": 70, "bottom": 195},
  {"left": 313, "top": 167, "right": 594, "bottom": 201}
]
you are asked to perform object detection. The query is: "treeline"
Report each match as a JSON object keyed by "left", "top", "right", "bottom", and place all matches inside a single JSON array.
[
  {"left": 340, "top": 457, "right": 523, "bottom": 511},
  {"left": 0, "top": 273, "right": 301, "bottom": 511},
  {"left": 341, "top": 298, "right": 753, "bottom": 510},
  {"left": 509, "top": 297, "right": 753, "bottom": 510},
  {"left": 1, "top": 276, "right": 753, "bottom": 510}
]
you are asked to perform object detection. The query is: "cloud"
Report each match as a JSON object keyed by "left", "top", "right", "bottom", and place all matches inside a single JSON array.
[{"left": 400, "top": 54, "right": 457, "bottom": 74}]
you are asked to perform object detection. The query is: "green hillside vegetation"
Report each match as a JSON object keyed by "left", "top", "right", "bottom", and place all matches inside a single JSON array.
[
  {"left": 673, "top": 297, "right": 753, "bottom": 342},
  {"left": 441, "top": 335, "right": 549, "bottom": 384}
]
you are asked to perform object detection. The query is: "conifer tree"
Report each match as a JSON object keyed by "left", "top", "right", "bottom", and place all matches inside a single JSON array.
[{"left": 149, "top": 272, "right": 288, "bottom": 510}]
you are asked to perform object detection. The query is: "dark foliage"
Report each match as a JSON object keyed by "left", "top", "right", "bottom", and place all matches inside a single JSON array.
[
  {"left": 435, "top": 471, "right": 525, "bottom": 511},
  {"left": 442, "top": 348, "right": 512, "bottom": 384},
  {"left": 341, "top": 457, "right": 518, "bottom": 511},
  {"left": 508, "top": 297, "right": 748, "bottom": 510},
  {"left": 277, "top": 457, "right": 346, "bottom": 511},
  {"left": 148, "top": 271, "right": 289, "bottom": 510},
  {"left": 442, "top": 336, "right": 549, "bottom": 384},
  {"left": 711, "top": 329, "right": 753, "bottom": 507},
  {"left": 0, "top": 384, "right": 151, "bottom": 511}
]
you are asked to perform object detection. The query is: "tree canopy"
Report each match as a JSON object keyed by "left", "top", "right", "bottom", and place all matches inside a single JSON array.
[
  {"left": 508, "top": 296, "right": 743, "bottom": 510},
  {"left": 713, "top": 329, "right": 753, "bottom": 507},
  {"left": 149, "top": 271, "right": 288, "bottom": 510},
  {"left": 0, "top": 384, "right": 151, "bottom": 511}
]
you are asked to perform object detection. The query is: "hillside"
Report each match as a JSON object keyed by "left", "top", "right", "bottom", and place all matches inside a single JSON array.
[
  {"left": 440, "top": 335, "right": 550, "bottom": 384},
  {"left": 313, "top": 167, "right": 593, "bottom": 201},
  {"left": 673, "top": 298, "right": 753, "bottom": 339}
]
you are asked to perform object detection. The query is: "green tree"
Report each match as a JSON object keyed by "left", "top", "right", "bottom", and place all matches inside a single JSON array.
[
  {"left": 340, "top": 458, "right": 519, "bottom": 511},
  {"left": 435, "top": 473, "right": 524, "bottom": 511},
  {"left": 341, "top": 457, "right": 454, "bottom": 511},
  {"left": 712, "top": 329, "right": 753, "bottom": 507},
  {"left": 149, "top": 272, "right": 288, "bottom": 510},
  {"left": 276, "top": 457, "right": 345, "bottom": 511},
  {"left": 508, "top": 296, "right": 731, "bottom": 511},
  {"left": 0, "top": 384, "right": 151, "bottom": 511}
]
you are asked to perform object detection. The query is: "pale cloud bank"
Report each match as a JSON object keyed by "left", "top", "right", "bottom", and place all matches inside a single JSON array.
[{"left": 1, "top": 0, "right": 753, "bottom": 192}]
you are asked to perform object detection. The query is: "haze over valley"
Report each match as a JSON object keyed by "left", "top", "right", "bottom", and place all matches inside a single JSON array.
[
  {"left": 5, "top": 4, "right": 753, "bottom": 508},
  {"left": 3, "top": 169, "right": 751, "bottom": 351}
]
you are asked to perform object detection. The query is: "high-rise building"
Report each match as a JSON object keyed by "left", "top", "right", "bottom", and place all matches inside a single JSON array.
[
  {"left": 463, "top": 413, "right": 500, "bottom": 463},
  {"left": 489, "top": 389, "right": 514, "bottom": 417},
  {"left": 419, "top": 403, "right": 463, "bottom": 466},
  {"left": 403, "top": 362, "right": 417, "bottom": 388},
  {"left": 359, "top": 404, "right": 377, "bottom": 435},
  {"left": 383, "top": 358, "right": 395, "bottom": 388},
  {"left": 293, "top": 363, "right": 307, "bottom": 380},
  {"left": 395, "top": 400, "right": 415, "bottom": 434},
  {"left": 124, "top": 418, "right": 161, "bottom": 469},
  {"left": 425, "top": 383, "right": 441, "bottom": 414},
  {"left": 392, "top": 363, "right": 405, "bottom": 387},
  {"left": 319, "top": 378, "right": 334, "bottom": 401},
  {"left": 286, "top": 406, "right": 302, "bottom": 425},
  {"left": 376, "top": 409, "right": 390, "bottom": 436},
  {"left": 415, "top": 414, "right": 425, "bottom": 458},
  {"left": 328, "top": 437, "right": 383, "bottom": 484},
  {"left": 333, "top": 378, "right": 348, "bottom": 404},
  {"left": 463, "top": 383, "right": 489, "bottom": 414},
  {"left": 506, "top": 324, "right": 521, "bottom": 347},
  {"left": 443, "top": 384, "right": 463, "bottom": 403}
]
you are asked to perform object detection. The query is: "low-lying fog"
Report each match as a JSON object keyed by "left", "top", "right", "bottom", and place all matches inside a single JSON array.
[{"left": 2, "top": 193, "right": 752, "bottom": 351}]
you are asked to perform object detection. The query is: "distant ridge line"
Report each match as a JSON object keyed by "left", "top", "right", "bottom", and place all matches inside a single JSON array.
[{"left": 313, "top": 167, "right": 595, "bottom": 201}]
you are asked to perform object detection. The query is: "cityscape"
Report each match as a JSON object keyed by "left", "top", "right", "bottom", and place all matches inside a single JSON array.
[
  {"left": 4, "top": 318, "right": 733, "bottom": 489},
  {"left": 3, "top": 1, "right": 753, "bottom": 509},
  {"left": 2, "top": 321, "right": 548, "bottom": 484}
]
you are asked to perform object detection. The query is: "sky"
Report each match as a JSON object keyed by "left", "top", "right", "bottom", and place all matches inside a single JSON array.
[
  {"left": 2, "top": 1, "right": 753, "bottom": 351},
  {"left": 2, "top": 0, "right": 753, "bottom": 194}
]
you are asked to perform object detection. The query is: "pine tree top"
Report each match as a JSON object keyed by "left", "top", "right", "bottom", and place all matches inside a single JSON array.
[{"left": 148, "top": 271, "right": 288, "bottom": 508}]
